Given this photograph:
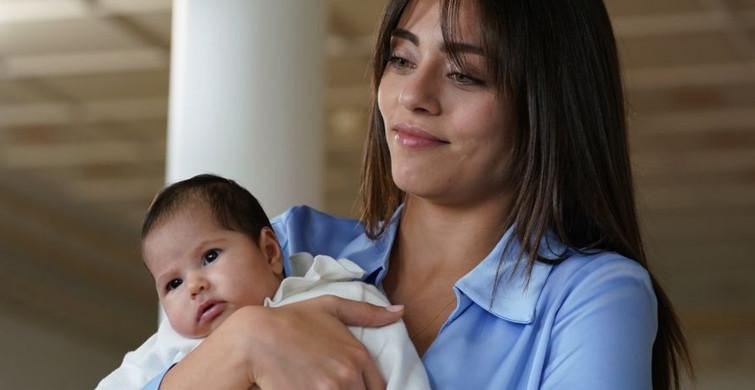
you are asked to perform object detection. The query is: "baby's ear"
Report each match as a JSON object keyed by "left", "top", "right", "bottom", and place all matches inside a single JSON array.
[{"left": 259, "top": 227, "right": 283, "bottom": 275}]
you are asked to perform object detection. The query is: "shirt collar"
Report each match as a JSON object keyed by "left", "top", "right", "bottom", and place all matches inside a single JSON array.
[
  {"left": 355, "top": 205, "right": 403, "bottom": 281},
  {"left": 455, "top": 227, "right": 567, "bottom": 324},
  {"left": 366, "top": 205, "right": 568, "bottom": 324}
]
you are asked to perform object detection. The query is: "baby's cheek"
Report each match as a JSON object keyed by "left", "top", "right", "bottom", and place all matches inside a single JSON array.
[
  {"left": 166, "top": 307, "right": 196, "bottom": 338},
  {"left": 174, "top": 319, "right": 191, "bottom": 336}
]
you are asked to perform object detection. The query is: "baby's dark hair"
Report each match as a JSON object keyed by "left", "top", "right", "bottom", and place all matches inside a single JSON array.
[{"left": 142, "top": 174, "right": 272, "bottom": 245}]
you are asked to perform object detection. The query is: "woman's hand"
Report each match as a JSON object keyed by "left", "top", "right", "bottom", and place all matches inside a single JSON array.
[
  {"left": 250, "top": 296, "right": 404, "bottom": 389},
  {"left": 160, "top": 296, "right": 404, "bottom": 390}
]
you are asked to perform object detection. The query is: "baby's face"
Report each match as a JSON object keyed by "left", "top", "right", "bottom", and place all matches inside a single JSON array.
[{"left": 143, "top": 204, "right": 283, "bottom": 338}]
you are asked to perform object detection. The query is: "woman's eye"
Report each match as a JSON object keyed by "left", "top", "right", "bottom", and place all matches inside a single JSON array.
[
  {"left": 449, "top": 72, "right": 485, "bottom": 86},
  {"left": 167, "top": 278, "right": 182, "bottom": 291},
  {"left": 203, "top": 249, "right": 220, "bottom": 265},
  {"left": 387, "top": 55, "right": 412, "bottom": 69}
]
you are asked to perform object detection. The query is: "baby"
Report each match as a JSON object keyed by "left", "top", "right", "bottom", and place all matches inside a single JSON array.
[{"left": 96, "top": 174, "right": 429, "bottom": 390}]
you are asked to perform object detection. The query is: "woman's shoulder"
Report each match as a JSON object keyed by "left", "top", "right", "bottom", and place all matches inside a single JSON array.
[
  {"left": 272, "top": 205, "right": 362, "bottom": 230},
  {"left": 272, "top": 205, "right": 364, "bottom": 239},
  {"left": 543, "top": 250, "right": 657, "bottom": 311},
  {"left": 528, "top": 251, "right": 658, "bottom": 389},
  {"left": 553, "top": 250, "right": 652, "bottom": 284},
  {"left": 271, "top": 205, "right": 373, "bottom": 261}
]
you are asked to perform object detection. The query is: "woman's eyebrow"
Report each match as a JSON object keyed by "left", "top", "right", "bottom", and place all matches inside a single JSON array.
[
  {"left": 392, "top": 28, "right": 483, "bottom": 56},
  {"left": 442, "top": 41, "right": 484, "bottom": 56},
  {"left": 391, "top": 28, "right": 419, "bottom": 45}
]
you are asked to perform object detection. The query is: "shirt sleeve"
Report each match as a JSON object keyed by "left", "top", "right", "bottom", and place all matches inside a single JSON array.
[
  {"left": 139, "top": 365, "right": 176, "bottom": 390},
  {"left": 271, "top": 206, "right": 374, "bottom": 277},
  {"left": 139, "top": 369, "right": 167, "bottom": 390},
  {"left": 540, "top": 257, "right": 657, "bottom": 390}
]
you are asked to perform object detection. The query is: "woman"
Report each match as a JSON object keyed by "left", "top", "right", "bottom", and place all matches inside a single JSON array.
[{"left": 144, "top": 0, "right": 691, "bottom": 389}]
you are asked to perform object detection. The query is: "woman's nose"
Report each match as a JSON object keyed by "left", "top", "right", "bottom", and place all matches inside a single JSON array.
[{"left": 398, "top": 67, "right": 441, "bottom": 115}]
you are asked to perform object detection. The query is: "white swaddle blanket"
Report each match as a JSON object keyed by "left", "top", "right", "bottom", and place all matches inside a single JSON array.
[{"left": 95, "top": 253, "right": 430, "bottom": 390}]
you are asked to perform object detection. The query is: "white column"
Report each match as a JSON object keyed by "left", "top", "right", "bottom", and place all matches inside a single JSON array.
[{"left": 167, "top": 0, "right": 325, "bottom": 216}]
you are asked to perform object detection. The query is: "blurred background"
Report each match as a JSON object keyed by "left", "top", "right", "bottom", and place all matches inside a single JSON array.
[{"left": 0, "top": 0, "right": 753, "bottom": 388}]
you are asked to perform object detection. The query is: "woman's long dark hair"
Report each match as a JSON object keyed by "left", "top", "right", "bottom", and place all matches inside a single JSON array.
[{"left": 359, "top": 0, "right": 692, "bottom": 388}]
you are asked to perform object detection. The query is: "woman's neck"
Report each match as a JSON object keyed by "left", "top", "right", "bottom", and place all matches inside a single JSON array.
[
  {"left": 382, "top": 194, "right": 512, "bottom": 355},
  {"left": 394, "top": 194, "right": 511, "bottom": 275}
]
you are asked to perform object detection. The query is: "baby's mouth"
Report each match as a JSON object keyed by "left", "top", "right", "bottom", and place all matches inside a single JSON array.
[{"left": 196, "top": 300, "right": 226, "bottom": 322}]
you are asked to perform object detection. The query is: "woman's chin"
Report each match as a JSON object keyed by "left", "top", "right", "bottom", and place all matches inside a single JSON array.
[
  {"left": 393, "top": 174, "right": 437, "bottom": 200},
  {"left": 395, "top": 180, "right": 455, "bottom": 206}
]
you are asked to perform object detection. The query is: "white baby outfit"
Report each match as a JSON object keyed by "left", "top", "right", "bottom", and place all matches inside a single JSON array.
[{"left": 95, "top": 253, "right": 430, "bottom": 390}]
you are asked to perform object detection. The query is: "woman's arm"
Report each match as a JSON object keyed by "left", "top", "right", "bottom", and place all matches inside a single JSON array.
[
  {"left": 146, "top": 296, "right": 404, "bottom": 390},
  {"left": 540, "top": 258, "right": 657, "bottom": 390}
]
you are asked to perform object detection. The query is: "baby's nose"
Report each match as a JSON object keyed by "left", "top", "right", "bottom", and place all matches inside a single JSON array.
[{"left": 187, "top": 274, "right": 209, "bottom": 297}]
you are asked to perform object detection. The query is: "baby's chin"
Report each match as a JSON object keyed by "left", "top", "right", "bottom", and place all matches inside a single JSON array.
[
  {"left": 172, "top": 320, "right": 214, "bottom": 339},
  {"left": 175, "top": 325, "right": 210, "bottom": 339}
]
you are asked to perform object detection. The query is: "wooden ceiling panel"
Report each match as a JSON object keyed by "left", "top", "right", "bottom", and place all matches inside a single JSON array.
[
  {"left": 643, "top": 212, "right": 755, "bottom": 244},
  {"left": 0, "top": 80, "right": 45, "bottom": 103},
  {"left": 631, "top": 127, "right": 755, "bottom": 154},
  {"left": 0, "top": 161, "right": 164, "bottom": 201},
  {"left": 727, "top": 0, "right": 755, "bottom": 10},
  {"left": 327, "top": 57, "right": 372, "bottom": 86},
  {"left": 604, "top": 0, "right": 707, "bottom": 17},
  {"left": 41, "top": 70, "right": 169, "bottom": 101},
  {"left": 125, "top": 12, "right": 173, "bottom": 45},
  {"left": 619, "top": 31, "right": 744, "bottom": 69},
  {"left": 0, "top": 137, "right": 165, "bottom": 169},
  {"left": 96, "top": 199, "right": 155, "bottom": 228},
  {"left": 633, "top": 147, "right": 755, "bottom": 179},
  {"left": 627, "top": 82, "right": 755, "bottom": 113},
  {"left": 328, "top": 0, "right": 387, "bottom": 37},
  {"left": 326, "top": 109, "right": 369, "bottom": 153},
  {"left": 0, "top": 122, "right": 160, "bottom": 145},
  {"left": 638, "top": 169, "right": 755, "bottom": 192},
  {"left": 637, "top": 181, "right": 755, "bottom": 212},
  {"left": 111, "top": 118, "right": 168, "bottom": 141},
  {"left": 0, "top": 125, "right": 88, "bottom": 145},
  {"left": 64, "top": 174, "right": 164, "bottom": 203},
  {"left": 0, "top": 18, "right": 142, "bottom": 56}
]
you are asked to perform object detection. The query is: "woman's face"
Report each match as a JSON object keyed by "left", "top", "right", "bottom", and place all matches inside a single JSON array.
[{"left": 377, "top": 0, "right": 515, "bottom": 207}]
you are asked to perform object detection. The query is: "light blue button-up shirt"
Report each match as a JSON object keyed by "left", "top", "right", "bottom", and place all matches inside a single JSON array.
[{"left": 142, "top": 205, "right": 656, "bottom": 390}]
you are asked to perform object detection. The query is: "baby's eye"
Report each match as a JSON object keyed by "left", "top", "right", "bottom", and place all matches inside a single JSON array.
[
  {"left": 166, "top": 278, "right": 182, "bottom": 291},
  {"left": 203, "top": 249, "right": 220, "bottom": 265}
]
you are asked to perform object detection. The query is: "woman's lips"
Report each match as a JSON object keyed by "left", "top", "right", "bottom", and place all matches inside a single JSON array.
[
  {"left": 197, "top": 300, "right": 227, "bottom": 323},
  {"left": 393, "top": 123, "right": 448, "bottom": 149}
]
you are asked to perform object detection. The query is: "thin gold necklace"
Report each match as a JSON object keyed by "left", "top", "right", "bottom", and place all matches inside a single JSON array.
[{"left": 409, "top": 295, "right": 457, "bottom": 340}]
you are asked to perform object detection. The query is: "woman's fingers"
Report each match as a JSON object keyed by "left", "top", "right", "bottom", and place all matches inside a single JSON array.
[
  {"left": 362, "top": 356, "right": 388, "bottom": 390},
  {"left": 317, "top": 295, "right": 404, "bottom": 327},
  {"left": 235, "top": 298, "right": 397, "bottom": 390}
]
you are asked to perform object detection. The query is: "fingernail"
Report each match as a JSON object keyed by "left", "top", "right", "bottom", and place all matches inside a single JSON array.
[{"left": 385, "top": 305, "right": 404, "bottom": 312}]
